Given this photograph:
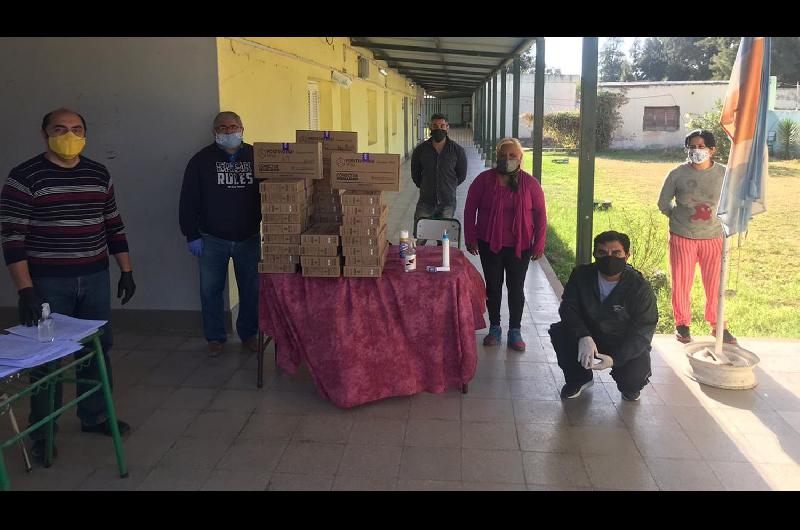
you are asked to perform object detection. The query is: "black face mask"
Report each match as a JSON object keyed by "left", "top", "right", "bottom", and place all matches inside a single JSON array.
[
  {"left": 596, "top": 255, "right": 627, "bottom": 276},
  {"left": 431, "top": 129, "right": 447, "bottom": 142}
]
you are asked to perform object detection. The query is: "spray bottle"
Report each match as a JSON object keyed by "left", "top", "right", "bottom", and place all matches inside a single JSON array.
[
  {"left": 37, "top": 303, "right": 55, "bottom": 343},
  {"left": 399, "top": 230, "right": 416, "bottom": 272}
]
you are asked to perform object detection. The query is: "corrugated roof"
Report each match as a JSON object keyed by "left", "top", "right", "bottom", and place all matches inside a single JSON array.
[
  {"left": 600, "top": 80, "right": 729, "bottom": 87},
  {"left": 349, "top": 37, "right": 535, "bottom": 98}
]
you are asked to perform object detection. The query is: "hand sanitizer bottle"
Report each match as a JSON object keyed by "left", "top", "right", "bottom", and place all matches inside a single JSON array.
[
  {"left": 37, "top": 303, "right": 55, "bottom": 343},
  {"left": 442, "top": 231, "right": 450, "bottom": 268}
]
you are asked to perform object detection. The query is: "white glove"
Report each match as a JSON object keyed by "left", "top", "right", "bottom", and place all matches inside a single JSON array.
[
  {"left": 578, "top": 336, "right": 598, "bottom": 370},
  {"left": 592, "top": 353, "right": 614, "bottom": 371}
]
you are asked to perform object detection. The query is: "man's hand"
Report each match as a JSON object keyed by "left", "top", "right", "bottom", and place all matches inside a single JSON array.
[
  {"left": 578, "top": 336, "right": 599, "bottom": 369},
  {"left": 531, "top": 252, "right": 544, "bottom": 261},
  {"left": 592, "top": 353, "right": 614, "bottom": 371},
  {"left": 117, "top": 271, "right": 136, "bottom": 305},
  {"left": 466, "top": 243, "right": 479, "bottom": 255},
  {"left": 187, "top": 238, "right": 203, "bottom": 257},
  {"left": 18, "top": 287, "right": 43, "bottom": 326}
]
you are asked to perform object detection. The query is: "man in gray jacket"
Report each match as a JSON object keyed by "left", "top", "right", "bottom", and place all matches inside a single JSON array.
[{"left": 411, "top": 113, "right": 468, "bottom": 245}]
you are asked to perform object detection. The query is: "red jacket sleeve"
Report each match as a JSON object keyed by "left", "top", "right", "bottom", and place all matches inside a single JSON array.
[{"left": 530, "top": 177, "right": 547, "bottom": 255}]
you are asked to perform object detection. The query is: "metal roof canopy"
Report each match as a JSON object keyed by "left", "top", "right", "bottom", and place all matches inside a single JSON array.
[{"left": 349, "top": 37, "right": 534, "bottom": 98}]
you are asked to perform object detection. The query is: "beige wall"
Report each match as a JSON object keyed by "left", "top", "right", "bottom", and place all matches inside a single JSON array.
[{"left": 601, "top": 82, "right": 728, "bottom": 149}]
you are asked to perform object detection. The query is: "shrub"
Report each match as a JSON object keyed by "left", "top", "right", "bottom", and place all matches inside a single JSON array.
[
  {"left": 596, "top": 91, "right": 628, "bottom": 151},
  {"left": 607, "top": 207, "right": 669, "bottom": 289},
  {"left": 685, "top": 99, "right": 731, "bottom": 163},
  {"left": 776, "top": 118, "right": 799, "bottom": 159},
  {"left": 543, "top": 111, "right": 581, "bottom": 149}
]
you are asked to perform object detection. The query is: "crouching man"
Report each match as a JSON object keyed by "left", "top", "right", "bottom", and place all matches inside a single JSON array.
[{"left": 549, "top": 231, "right": 658, "bottom": 401}]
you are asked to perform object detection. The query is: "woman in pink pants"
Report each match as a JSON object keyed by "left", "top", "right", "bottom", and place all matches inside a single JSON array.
[{"left": 657, "top": 129, "right": 736, "bottom": 345}]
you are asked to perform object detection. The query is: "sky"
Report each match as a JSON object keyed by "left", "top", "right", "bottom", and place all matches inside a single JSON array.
[{"left": 544, "top": 37, "right": 638, "bottom": 75}]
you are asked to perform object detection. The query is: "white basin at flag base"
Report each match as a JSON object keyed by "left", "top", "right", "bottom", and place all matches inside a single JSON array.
[{"left": 684, "top": 341, "right": 760, "bottom": 390}]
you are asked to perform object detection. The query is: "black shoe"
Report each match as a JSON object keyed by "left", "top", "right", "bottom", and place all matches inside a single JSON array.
[
  {"left": 30, "top": 440, "right": 58, "bottom": 465},
  {"left": 560, "top": 380, "right": 593, "bottom": 399},
  {"left": 712, "top": 328, "right": 738, "bottom": 345},
  {"left": 621, "top": 391, "right": 641, "bottom": 402},
  {"left": 675, "top": 325, "right": 692, "bottom": 343},
  {"left": 81, "top": 419, "right": 131, "bottom": 437}
]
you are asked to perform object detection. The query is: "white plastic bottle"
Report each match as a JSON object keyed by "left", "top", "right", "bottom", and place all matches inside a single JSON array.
[
  {"left": 442, "top": 231, "right": 450, "bottom": 268},
  {"left": 399, "top": 230, "right": 416, "bottom": 272},
  {"left": 37, "top": 303, "right": 55, "bottom": 343}
]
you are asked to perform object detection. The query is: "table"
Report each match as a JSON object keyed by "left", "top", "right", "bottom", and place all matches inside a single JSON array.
[
  {"left": 0, "top": 331, "right": 127, "bottom": 491},
  {"left": 259, "top": 246, "right": 487, "bottom": 408}
]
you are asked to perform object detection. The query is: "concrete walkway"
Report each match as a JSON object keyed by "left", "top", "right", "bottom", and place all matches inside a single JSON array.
[{"left": 1, "top": 128, "right": 798, "bottom": 491}]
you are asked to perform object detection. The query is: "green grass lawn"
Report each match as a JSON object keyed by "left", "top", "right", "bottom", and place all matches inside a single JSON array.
[{"left": 524, "top": 149, "right": 800, "bottom": 338}]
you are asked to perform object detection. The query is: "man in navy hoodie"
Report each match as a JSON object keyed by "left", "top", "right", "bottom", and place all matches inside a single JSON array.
[{"left": 179, "top": 111, "right": 261, "bottom": 356}]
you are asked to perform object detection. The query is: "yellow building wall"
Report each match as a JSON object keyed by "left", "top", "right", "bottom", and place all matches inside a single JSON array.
[{"left": 216, "top": 37, "right": 417, "bottom": 155}]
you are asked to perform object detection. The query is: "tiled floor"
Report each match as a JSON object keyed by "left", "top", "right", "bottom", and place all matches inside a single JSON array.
[{"left": 1, "top": 129, "right": 799, "bottom": 491}]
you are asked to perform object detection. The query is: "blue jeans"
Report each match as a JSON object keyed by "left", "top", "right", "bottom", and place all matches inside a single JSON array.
[
  {"left": 29, "top": 269, "right": 114, "bottom": 439},
  {"left": 199, "top": 233, "right": 259, "bottom": 343}
]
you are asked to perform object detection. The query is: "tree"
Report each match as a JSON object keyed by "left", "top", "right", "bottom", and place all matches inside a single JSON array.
[
  {"left": 519, "top": 50, "right": 535, "bottom": 74},
  {"left": 700, "top": 37, "right": 739, "bottom": 79},
  {"left": 662, "top": 37, "right": 714, "bottom": 80},
  {"left": 632, "top": 37, "right": 668, "bottom": 81},
  {"left": 599, "top": 37, "right": 629, "bottom": 82},
  {"left": 772, "top": 37, "right": 800, "bottom": 85},
  {"left": 629, "top": 38, "right": 644, "bottom": 80},
  {"left": 776, "top": 119, "right": 799, "bottom": 159}
]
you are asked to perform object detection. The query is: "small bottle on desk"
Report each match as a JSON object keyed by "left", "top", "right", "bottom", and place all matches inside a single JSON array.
[{"left": 37, "top": 303, "right": 55, "bottom": 343}]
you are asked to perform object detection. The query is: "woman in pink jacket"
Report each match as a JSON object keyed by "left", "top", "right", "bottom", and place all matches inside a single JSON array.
[{"left": 464, "top": 138, "right": 547, "bottom": 351}]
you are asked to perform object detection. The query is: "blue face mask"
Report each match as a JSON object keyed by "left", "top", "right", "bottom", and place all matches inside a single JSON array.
[{"left": 215, "top": 131, "right": 243, "bottom": 150}]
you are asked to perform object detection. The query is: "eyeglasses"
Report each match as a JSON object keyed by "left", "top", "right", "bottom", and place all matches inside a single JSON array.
[{"left": 214, "top": 125, "right": 243, "bottom": 133}]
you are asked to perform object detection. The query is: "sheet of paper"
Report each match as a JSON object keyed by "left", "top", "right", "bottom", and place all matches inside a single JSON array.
[
  {"left": 0, "top": 334, "right": 83, "bottom": 368},
  {"left": 6, "top": 313, "right": 107, "bottom": 342}
]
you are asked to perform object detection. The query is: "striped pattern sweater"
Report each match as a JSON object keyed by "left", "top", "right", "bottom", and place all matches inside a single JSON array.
[{"left": 1, "top": 154, "right": 129, "bottom": 278}]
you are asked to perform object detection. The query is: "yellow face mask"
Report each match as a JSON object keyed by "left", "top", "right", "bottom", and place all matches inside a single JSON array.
[{"left": 48, "top": 131, "right": 86, "bottom": 160}]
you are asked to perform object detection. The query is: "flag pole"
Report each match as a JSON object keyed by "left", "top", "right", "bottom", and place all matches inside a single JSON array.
[{"left": 714, "top": 235, "right": 732, "bottom": 356}]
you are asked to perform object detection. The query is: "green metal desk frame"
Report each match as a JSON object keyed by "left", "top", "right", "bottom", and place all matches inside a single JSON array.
[{"left": 0, "top": 330, "right": 127, "bottom": 491}]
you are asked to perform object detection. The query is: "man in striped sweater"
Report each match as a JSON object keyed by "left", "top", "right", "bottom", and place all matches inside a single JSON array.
[{"left": 1, "top": 108, "right": 136, "bottom": 462}]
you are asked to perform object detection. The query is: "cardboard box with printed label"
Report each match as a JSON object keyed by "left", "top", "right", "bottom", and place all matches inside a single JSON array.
[
  {"left": 313, "top": 213, "right": 343, "bottom": 224},
  {"left": 312, "top": 202, "right": 342, "bottom": 214},
  {"left": 262, "top": 234, "right": 301, "bottom": 245},
  {"left": 340, "top": 191, "right": 383, "bottom": 207},
  {"left": 299, "top": 244, "right": 340, "bottom": 256},
  {"left": 262, "top": 244, "right": 301, "bottom": 256},
  {"left": 345, "top": 247, "right": 389, "bottom": 267},
  {"left": 341, "top": 205, "right": 388, "bottom": 227},
  {"left": 263, "top": 223, "right": 305, "bottom": 235},
  {"left": 331, "top": 153, "right": 400, "bottom": 192},
  {"left": 341, "top": 242, "right": 389, "bottom": 257},
  {"left": 259, "top": 262, "right": 298, "bottom": 274},
  {"left": 340, "top": 226, "right": 387, "bottom": 247},
  {"left": 261, "top": 191, "right": 308, "bottom": 204},
  {"left": 339, "top": 224, "right": 385, "bottom": 238},
  {"left": 254, "top": 142, "right": 322, "bottom": 180},
  {"left": 296, "top": 130, "right": 358, "bottom": 177},
  {"left": 343, "top": 264, "right": 384, "bottom": 277},
  {"left": 262, "top": 254, "right": 301, "bottom": 265},
  {"left": 301, "top": 224, "right": 341, "bottom": 246},
  {"left": 300, "top": 255, "right": 342, "bottom": 268},
  {"left": 260, "top": 179, "right": 306, "bottom": 194},
  {"left": 263, "top": 211, "right": 313, "bottom": 225},
  {"left": 342, "top": 204, "right": 386, "bottom": 217},
  {"left": 302, "top": 265, "right": 342, "bottom": 278},
  {"left": 261, "top": 203, "right": 308, "bottom": 215}
]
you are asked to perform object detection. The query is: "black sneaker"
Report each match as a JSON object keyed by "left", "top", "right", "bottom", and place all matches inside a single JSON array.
[
  {"left": 30, "top": 440, "right": 58, "bottom": 465},
  {"left": 560, "top": 380, "right": 593, "bottom": 399},
  {"left": 81, "top": 419, "right": 131, "bottom": 437},
  {"left": 712, "top": 328, "right": 738, "bottom": 345},
  {"left": 675, "top": 325, "right": 692, "bottom": 343},
  {"left": 621, "top": 391, "right": 641, "bottom": 401}
]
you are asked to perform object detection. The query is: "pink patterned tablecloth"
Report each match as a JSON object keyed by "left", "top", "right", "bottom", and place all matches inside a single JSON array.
[{"left": 259, "top": 246, "right": 487, "bottom": 408}]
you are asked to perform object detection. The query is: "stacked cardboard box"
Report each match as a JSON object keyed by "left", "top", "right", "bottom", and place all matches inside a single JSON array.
[
  {"left": 295, "top": 131, "right": 358, "bottom": 227},
  {"left": 255, "top": 141, "right": 322, "bottom": 274},
  {"left": 258, "top": 179, "right": 311, "bottom": 274},
  {"left": 340, "top": 191, "right": 389, "bottom": 277},
  {"left": 299, "top": 223, "right": 342, "bottom": 277}
]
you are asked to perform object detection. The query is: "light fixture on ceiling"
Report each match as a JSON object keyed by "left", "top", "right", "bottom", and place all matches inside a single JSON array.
[
  {"left": 331, "top": 70, "right": 353, "bottom": 88},
  {"left": 378, "top": 67, "right": 388, "bottom": 77}
]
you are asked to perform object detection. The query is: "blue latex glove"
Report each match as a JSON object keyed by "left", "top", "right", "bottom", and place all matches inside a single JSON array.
[{"left": 187, "top": 238, "right": 204, "bottom": 257}]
